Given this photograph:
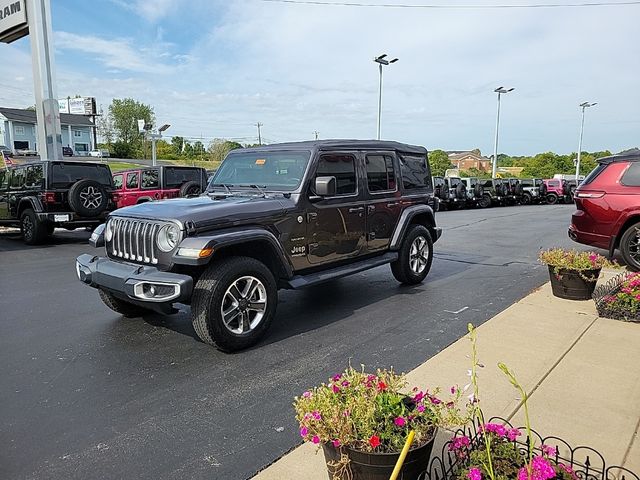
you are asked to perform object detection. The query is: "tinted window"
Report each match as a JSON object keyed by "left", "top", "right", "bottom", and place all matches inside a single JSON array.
[
  {"left": 621, "top": 162, "right": 640, "bottom": 187},
  {"left": 582, "top": 163, "right": 608, "bottom": 186},
  {"left": 0, "top": 169, "right": 8, "bottom": 189},
  {"left": 126, "top": 172, "right": 139, "bottom": 189},
  {"left": 113, "top": 174, "right": 123, "bottom": 190},
  {"left": 316, "top": 154, "right": 356, "bottom": 195},
  {"left": 10, "top": 168, "right": 24, "bottom": 188},
  {"left": 25, "top": 164, "right": 43, "bottom": 187},
  {"left": 50, "top": 163, "right": 112, "bottom": 188},
  {"left": 142, "top": 169, "right": 159, "bottom": 189},
  {"left": 366, "top": 155, "right": 396, "bottom": 192},
  {"left": 164, "top": 167, "right": 201, "bottom": 189},
  {"left": 399, "top": 154, "right": 430, "bottom": 190},
  {"left": 520, "top": 179, "right": 533, "bottom": 187}
]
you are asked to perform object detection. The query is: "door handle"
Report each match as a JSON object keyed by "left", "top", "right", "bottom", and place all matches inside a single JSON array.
[
  {"left": 387, "top": 202, "right": 399, "bottom": 207},
  {"left": 348, "top": 207, "right": 364, "bottom": 213},
  {"left": 367, "top": 205, "right": 375, "bottom": 213}
]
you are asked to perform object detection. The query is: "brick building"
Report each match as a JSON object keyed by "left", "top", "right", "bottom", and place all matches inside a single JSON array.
[{"left": 448, "top": 151, "right": 492, "bottom": 172}]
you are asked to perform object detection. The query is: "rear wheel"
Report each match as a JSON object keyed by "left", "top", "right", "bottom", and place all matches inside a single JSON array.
[
  {"left": 20, "top": 209, "right": 48, "bottom": 245},
  {"left": 620, "top": 222, "right": 640, "bottom": 271},
  {"left": 191, "top": 256, "right": 277, "bottom": 352},
  {"left": 179, "top": 181, "right": 202, "bottom": 197},
  {"left": 98, "top": 289, "right": 150, "bottom": 318},
  {"left": 521, "top": 193, "right": 532, "bottom": 205},
  {"left": 546, "top": 193, "right": 558, "bottom": 205},
  {"left": 477, "top": 194, "right": 491, "bottom": 209},
  {"left": 391, "top": 225, "right": 433, "bottom": 285}
]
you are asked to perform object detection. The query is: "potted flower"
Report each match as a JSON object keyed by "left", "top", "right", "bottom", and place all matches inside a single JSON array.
[
  {"left": 538, "top": 248, "right": 615, "bottom": 300},
  {"left": 293, "top": 367, "right": 468, "bottom": 480},
  {"left": 593, "top": 271, "right": 640, "bottom": 322}
]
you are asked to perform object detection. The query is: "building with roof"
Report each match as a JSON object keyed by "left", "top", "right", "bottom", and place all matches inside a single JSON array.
[
  {"left": 0, "top": 107, "right": 95, "bottom": 155},
  {"left": 448, "top": 150, "right": 492, "bottom": 172}
]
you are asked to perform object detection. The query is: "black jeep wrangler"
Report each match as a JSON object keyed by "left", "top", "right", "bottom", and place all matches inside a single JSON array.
[
  {"left": 0, "top": 160, "right": 115, "bottom": 244},
  {"left": 76, "top": 140, "right": 442, "bottom": 352}
]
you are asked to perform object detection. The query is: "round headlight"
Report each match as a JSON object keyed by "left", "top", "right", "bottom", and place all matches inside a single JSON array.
[
  {"left": 157, "top": 224, "right": 181, "bottom": 252},
  {"left": 105, "top": 220, "right": 113, "bottom": 242}
]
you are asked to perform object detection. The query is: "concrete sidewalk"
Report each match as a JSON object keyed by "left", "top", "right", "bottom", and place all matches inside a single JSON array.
[{"left": 254, "top": 270, "right": 640, "bottom": 479}]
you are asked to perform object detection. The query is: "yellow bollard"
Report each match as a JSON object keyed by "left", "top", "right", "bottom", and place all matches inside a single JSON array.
[{"left": 389, "top": 430, "right": 415, "bottom": 480}]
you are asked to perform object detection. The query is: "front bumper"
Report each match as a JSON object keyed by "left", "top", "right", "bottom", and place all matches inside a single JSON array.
[{"left": 75, "top": 254, "right": 193, "bottom": 314}]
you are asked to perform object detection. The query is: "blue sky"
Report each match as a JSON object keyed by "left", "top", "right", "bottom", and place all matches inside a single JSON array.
[{"left": 1, "top": 0, "right": 639, "bottom": 155}]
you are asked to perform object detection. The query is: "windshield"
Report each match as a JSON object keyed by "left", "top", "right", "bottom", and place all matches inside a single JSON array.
[{"left": 209, "top": 150, "right": 310, "bottom": 192}]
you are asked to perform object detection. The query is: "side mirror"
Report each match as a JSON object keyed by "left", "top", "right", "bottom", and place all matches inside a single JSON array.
[{"left": 314, "top": 176, "right": 337, "bottom": 197}]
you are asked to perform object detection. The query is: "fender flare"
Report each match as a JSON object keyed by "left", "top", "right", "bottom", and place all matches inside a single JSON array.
[
  {"left": 17, "top": 196, "right": 43, "bottom": 216},
  {"left": 172, "top": 227, "right": 294, "bottom": 278},
  {"left": 136, "top": 196, "right": 154, "bottom": 204},
  {"left": 390, "top": 205, "right": 438, "bottom": 250}
]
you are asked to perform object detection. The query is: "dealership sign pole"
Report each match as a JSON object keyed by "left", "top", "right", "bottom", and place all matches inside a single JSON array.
[{"left": 1, "top": 0, "right": 62, "bottom": 160}]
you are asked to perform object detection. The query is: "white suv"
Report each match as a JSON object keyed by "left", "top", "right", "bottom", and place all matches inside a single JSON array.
[{"left": 88, "top": 150, "right": 110, "bottom": 158}]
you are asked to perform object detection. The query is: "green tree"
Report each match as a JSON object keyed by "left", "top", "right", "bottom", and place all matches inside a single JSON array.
[
  {"left": 428, "top": 149, "right": 453, "bottom": 176},
  {"left": 171, "top": 136, "right": 186, "bottom": 155},
  {"left": 107, "top": 98, "right": 154, "bottom": 158},
  {"left": 208, "top": 139, "right": 243, "bottom": 164}
]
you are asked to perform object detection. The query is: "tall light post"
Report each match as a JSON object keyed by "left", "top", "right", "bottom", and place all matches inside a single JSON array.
[
  {"left": 575, "top": 102, "right": 597, "bottom": 182},
  {"left": 492, "top": 86, "right": 514, "bottom": 178},
  {"left": 374, "top": 54, "right": 398, "bottom": 140},
  {"left": 150, "top": 123, "right": 170, "bottom": 167}
]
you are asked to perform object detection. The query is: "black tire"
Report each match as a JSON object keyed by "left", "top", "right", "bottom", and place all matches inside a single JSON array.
[
  {"left": 68, "top": 179, "right": 109, "bottom": 217},
  {"left": 521, "top": 193, "right": 532, "bottom": 205},
  {"left": 98, "top": 289, "right": 150, "bottom": 318},
  {"left": 473, "top": 184, "right": 483, "bottom": 198},
  {"left": 455, "top": 183, "right": 466, "bottom": 200},
  {"left": 191, "top": 256, "right": 277, "bottom": 352},
  {"left": 391, "top": 225, "right": 434, "bottom": 285},
  {"left": 620, "top": 222, "right": 640, "bottom": 271},
  {"left": 539, "top": 183, "right": 547, "bottom": 196},
  {"left": 515, "top": 183, "right": 524, "bottom": 196},
  {"left": 20, "top": 208, "right": 48, "bottom": 245},
  {"left": 179, "top": 181, "right": 202, "bottom": 197},
  {"left": 546, "top": 193, "right": 558, "bottom": 205},
  {"left": 477, "top": 194, "right": 491, "bottom": 208}
]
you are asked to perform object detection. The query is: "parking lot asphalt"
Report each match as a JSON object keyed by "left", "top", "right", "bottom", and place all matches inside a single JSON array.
[{"left": 0, "top": 204, "right": 582, "bottom": 480}]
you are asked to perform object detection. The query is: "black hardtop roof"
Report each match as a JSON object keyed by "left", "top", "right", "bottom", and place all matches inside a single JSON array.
[
  {"left": 114, "top": 164, "right": 204, "bottom": 173},
  {"left": 598, "top": 148, "right": 640, "bottom": 164},
  {"left": 11, "top": 160, "right": 111, "bottom": 168},
  {"left": 239, "top": 139, "right": 427, "bottom": 155}
]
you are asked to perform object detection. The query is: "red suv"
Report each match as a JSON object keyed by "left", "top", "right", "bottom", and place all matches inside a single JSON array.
[
  {"left": 569, "top": 150, "right": 640, "bottom": 270},
  {"left": 112, "top": 165, "right": 207, "bottom": 209}
]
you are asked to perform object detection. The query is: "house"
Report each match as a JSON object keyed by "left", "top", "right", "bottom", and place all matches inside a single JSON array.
[
  {"left": 0, "top": 107, "right": 95, "bottom": 155},
  {"left": 448, "top": 150, "right": 492, "bottom": 173}
]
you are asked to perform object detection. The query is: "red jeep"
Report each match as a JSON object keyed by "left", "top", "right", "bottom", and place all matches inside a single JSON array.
[
  {"left": 569, "top": 150, "right": 640, "bottom": 270},
  {"left": 541, "top": 179, "right": 571, "bottom": 204},
  {"left": 112, "top": 165, "right": 207, "bottom": 209}
]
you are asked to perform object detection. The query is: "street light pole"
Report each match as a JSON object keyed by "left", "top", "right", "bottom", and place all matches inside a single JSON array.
[
  {"left": 492, "top": 86, "right": 514, "bottom": 178},
  {"left": 575, "top": 102, "right": 597, "bottom": 182},
  {"left": 374, "top": 54, "right": 398, "bottom": 140}
]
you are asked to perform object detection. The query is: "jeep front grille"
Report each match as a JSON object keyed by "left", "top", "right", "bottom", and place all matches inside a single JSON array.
[{"left": 109, "top": 218, "right": 161, "bottom": 264}]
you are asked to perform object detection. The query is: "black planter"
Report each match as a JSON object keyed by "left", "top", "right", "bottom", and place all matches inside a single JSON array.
[
  {"left": 322, "top": 432, "right": 436, "bottom": 480},
  {"left": 548, "top": 266, "right": 601, "bottom": 300}
]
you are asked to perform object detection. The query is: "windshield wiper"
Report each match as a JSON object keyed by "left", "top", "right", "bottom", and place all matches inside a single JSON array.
[
  {"left": 248, "top": 184, "right": 267, "bottom": 198},
  {"left": 210, "top": 183, "right": 233, "bottom": 194}
]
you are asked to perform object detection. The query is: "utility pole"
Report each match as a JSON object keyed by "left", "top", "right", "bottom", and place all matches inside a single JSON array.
[
  {"left": 256, "top": 122, "right": 263, "bottom": 145},
  {"left": 575, "top": 102, "right": 597, "bottom": 182},
  {"left": 313, "top": 131, "right": 319, "bottom": 140}
]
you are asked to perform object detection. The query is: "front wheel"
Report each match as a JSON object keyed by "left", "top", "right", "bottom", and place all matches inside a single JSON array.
[
  {"left": 20, "top": 209, "right": 48, "bottom": 245},
  {"left": 391, "top": 225, "right": 434, "bottom": 285},
  {"left": 620, "top": 222, "right": 640, "bottom": 271},
  {"left": 477, "top": 194, "right": 491, "bottom": 209},
  {"left": 521, "top": 193, "right": 532, "bottom": 205},
  {"left": 546, "top": 193, "right": 558, "bottom": 205},
  {"left": 191, "top": 256, "right": 277, "bottom": 352}
]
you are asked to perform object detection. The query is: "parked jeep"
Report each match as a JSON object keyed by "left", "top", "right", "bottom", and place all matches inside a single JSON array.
[
  {"left": 445, "top": 176, "right": 468, "bottom": 209},
  {"left": 543, "top": 179, "right": 569, "bottom": 204},
  {"left": 112, "top": 165, "right": 207, "bottom": 209},
  {"left": 76, "top": 140, "right": 442, "bottom": 352},
  {"left": 502, "top": 178, "right": 523, "bottom": 205},
  {"left": 432, "top": 176, "right": 449, "bottom": 207},
  {"left": 519, "top": 178, "right": 544, "bottom": 205},
  {"left": 0, "top": 160, "right": 115, "bottom": 244},
  {"left": 477, "top": 178, "right": 507, "bottom": 207},
  {"left": 460, "top": 177, "right": 484, "bottom": 207}
]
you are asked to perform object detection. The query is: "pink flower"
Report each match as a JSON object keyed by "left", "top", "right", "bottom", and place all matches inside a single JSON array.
[
  {"left": 507, "top": 428, "right": 522, "bottom": 441},
  {"left": 331, "top": 385, "right": 340, "bottom": 393},
  {"left": 468, "top": 467, "right": 482, "bottom": 480},
  {"left": 394, "top": 417, "right": 406, "bottom": 427},
  {"left": 332, "top": 374, "right": 342, "bottom": 382},
  {"left": 417, "top": 404, "right": 425, "bottom": 413},
  {"left": 342, "top": 410, "right": 350, "bottom": 417},
  {"left": 312, "top": 411, "right": 321, "bottom": 420},
  {"left": 413, "top": 391, "right": 425, "bottom": 402},
  {"left": 332, "top": 439, "right": 341, "bottom": 447},
  {"left": 302, "top": 391, "right": 311, "bottom": 398},
  {"left": 448, "top": 435, "right": 471, "bottom": 451},
  {"left": 312, "top": 435, "right": 320, "bottom": 444},
  {"left": 483, "top": 423, "right": 507, "bottom": 437},
  {"left": 450, "top": 386, "right": 457, "bottom": 394},
  {"left": 341, "top": 380, "right": 350, "bottom": 387},
  {"left": 558, "top": 464, "right": 579, "bottom": 480},
  {"left": 429, "top": 395, "right": 442, "bottom": 405},
  {"left": 299, "top": 426, "right": 308, "bottom": 437},
  {"left": 517, "top": 456, "right": 556, "bottom": 480},
  {"left": 541, "top": 444, "right": 556, "bottom": 457},
  {"left": 369, "top": 435, "right": 381, "bottom": 448}
]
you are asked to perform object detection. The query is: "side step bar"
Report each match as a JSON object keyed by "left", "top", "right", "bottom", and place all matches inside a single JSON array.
[{"left": 285, "top": 252, "right": 398, "bottom": 289}]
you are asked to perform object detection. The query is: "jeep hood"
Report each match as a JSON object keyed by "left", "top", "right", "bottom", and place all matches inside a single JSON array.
[{"left": 110, "top": 194, "right": 288, "bottom": 228}]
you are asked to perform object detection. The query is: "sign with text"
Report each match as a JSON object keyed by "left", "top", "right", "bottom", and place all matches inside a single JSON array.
[
  {"left": 58, "top": 96, "right": 96, "bottom": 115},
  {"left": 0, "top": 0, "right": 27, "bottom": 43}
]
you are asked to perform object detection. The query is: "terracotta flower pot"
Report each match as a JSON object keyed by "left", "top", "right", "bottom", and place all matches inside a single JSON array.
[
  {"left": 548, "top": 266, "right": 601, "bottom": 300},
  {"left": 321, "top": 431, "right": 436, "bottom": 480}
]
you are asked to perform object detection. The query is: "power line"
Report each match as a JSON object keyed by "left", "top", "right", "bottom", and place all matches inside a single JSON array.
[{"left": 260, "top": 0, "right": 640, "bottom": 8}]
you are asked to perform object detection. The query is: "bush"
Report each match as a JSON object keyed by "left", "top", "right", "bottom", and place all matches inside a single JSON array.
[{"left": 112, "top": 141, "right": 134, "bottom": 159}]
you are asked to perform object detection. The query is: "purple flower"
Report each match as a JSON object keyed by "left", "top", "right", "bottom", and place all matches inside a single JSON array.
[
  {"left": 468, "top": 467, "right": 482, "bottom": 480},
  {"left": 332, "top": 374, "right": 342, "bottom": 382},
  {"left": 312, "top": 435, "right": 320, "bottom": 444},
  {"left": 341, "top": 380, "right": 350, "bottom": 387},
  {"left": 299, "top": 426, "right": 308, "bottom": 437},
  {"left": 507, "top": 428, "right": 522, "bottom": 441},
  {"left": 394, "top": 417, "right": 406, "bottom": 427}
]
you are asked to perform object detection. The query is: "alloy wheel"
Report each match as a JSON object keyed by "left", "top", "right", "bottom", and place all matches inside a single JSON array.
[
  {"left": 79, "top": 186, "right": 103, "bottom": 209},
  {"left": 220, "top": 276, "right": 267, "bottom": 335},
  {"left": 409, "top": 236, "right": 429, "bottom": 274},
  {"left": 22, "top": 215, "right": 33, "bottom": 240}
]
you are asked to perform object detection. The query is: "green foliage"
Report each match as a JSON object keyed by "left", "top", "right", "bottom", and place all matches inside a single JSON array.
[
  {"left": 429, "top": 149, "right": 453, "bottom": 176},
  {"left": 208, "top": 139, "right": 243, "bottom": 164},
  {"left": 105, "top": 98, "right": 155, "bottom": 158},
  {"left": 112, "top": 141, "right": 134, "bottom": 159},
  {"left": 538, "top": 248, "right": 617, "bottom": 272}
]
